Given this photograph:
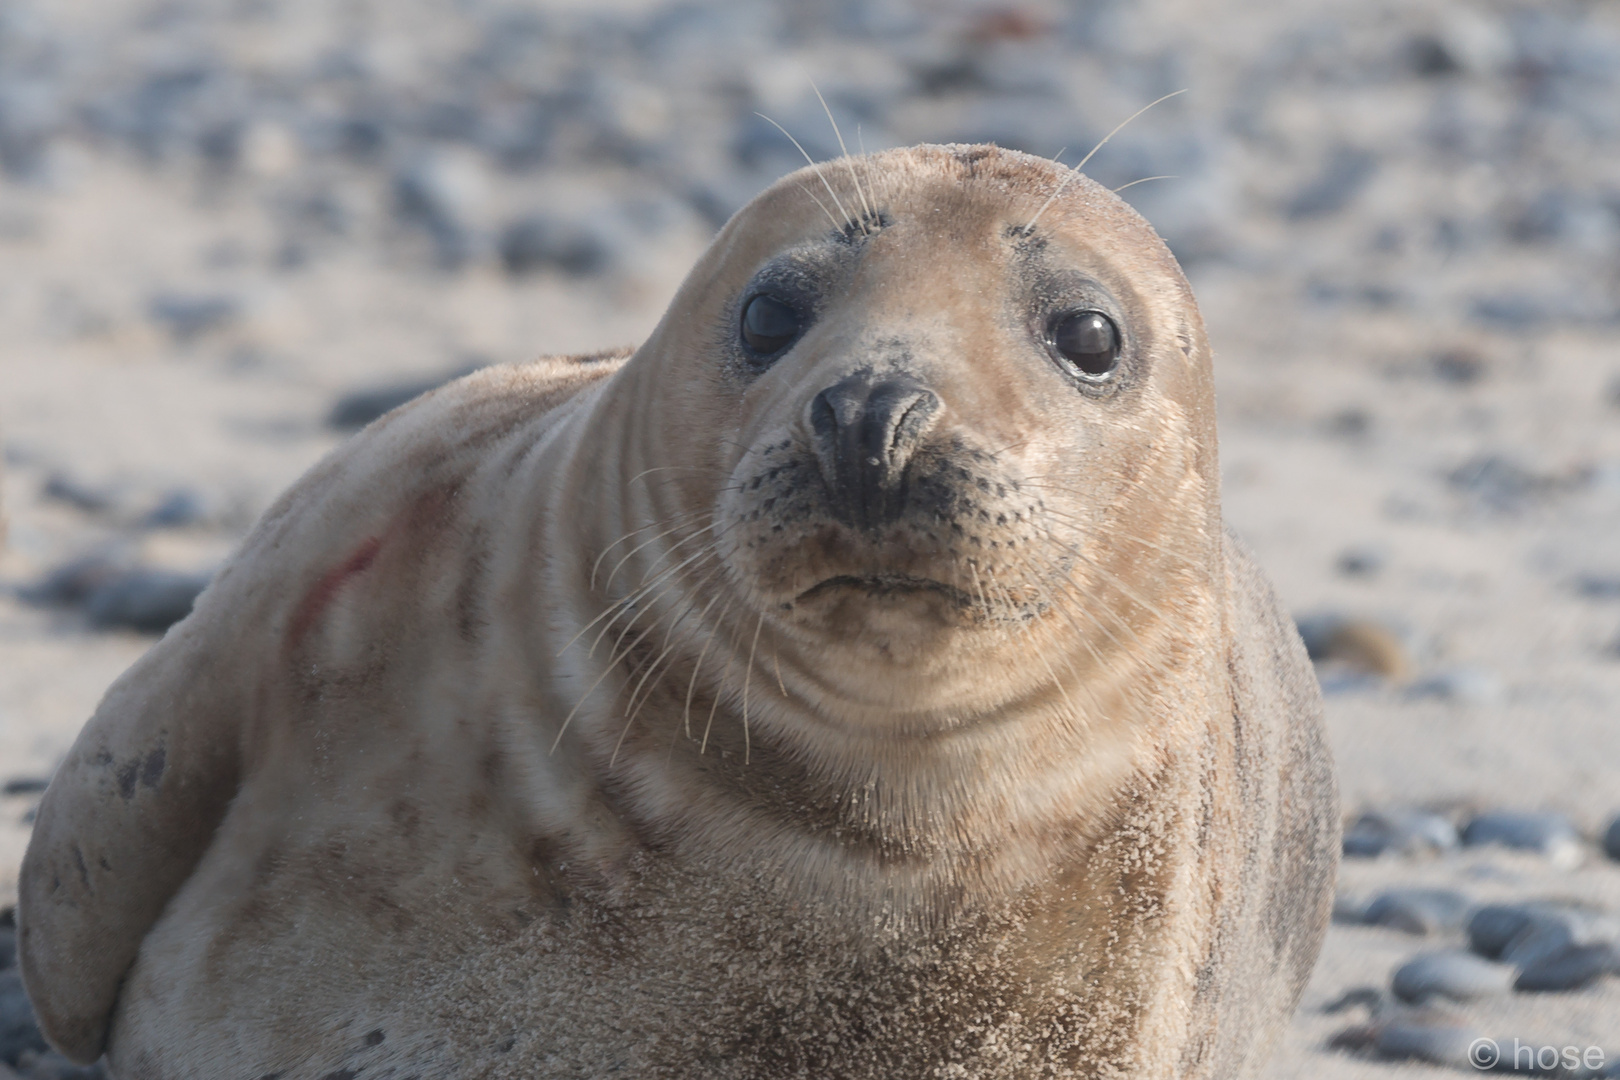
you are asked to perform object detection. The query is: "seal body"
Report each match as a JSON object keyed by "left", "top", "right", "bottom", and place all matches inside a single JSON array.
[{"left": 19, "top": 145, "right": 1337, "bottom": 1079}]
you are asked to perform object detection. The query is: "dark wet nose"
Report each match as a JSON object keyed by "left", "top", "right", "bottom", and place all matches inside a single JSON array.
[{"left": 808, "top": 372, "right": 943, "bottom": 531}]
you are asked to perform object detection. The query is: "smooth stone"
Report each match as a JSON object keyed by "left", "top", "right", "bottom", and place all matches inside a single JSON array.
[
  {"left": 1404, "top": 666, "right": 1505, "bottom": 706},
  {"left": 1373, "top": 1014, "right": 1482, "bottom": 1067},
  {"left": 1343, "top": 810, "right": 1459, "bottom": 858},
  {"left": 1575, "top": 573, "right": 1620, "bottom": 599},
  {"left": 1321, "top": 985, "right": 1387, "bottom": 1015},
  {"left": 1514, "top": 943, "right": 1620, "bottom": 993},
  {"left": 1470, "top": 903, "right": 1563, "bottom": 958},
  {"left": 39, "top": 473, "right": 116, "bottom": 514},
  {"left": 1503, "top": 911, "right": 1620, "bottom": 970},
  {"left": 1447, "top": 454, "right": 1559, "bottom": 511},
  {"left": 1462, "top": 810, "right": 1583, "bottom": 867},
  {"left": 147, "top": 292, "right": 240, "bottom": 342},
  {"left": 0, "top": 778, "right": 47, "bottom": 797},
  {"left": 1603, "top": 814, "right": 1620, "bottom": 861},
  {"left": 326, "top": 365, "right": 480, "bottom": 430},
  {"left": 15, "top": 554, "right": 127, "bottom": 607},
  {"left": 140, "top": 488, "right": 209, "bottom": 529},
  {"left": 1285, "top": 145, "right": 1378, "bottom": 220},
  {"left": 1362, "top": 888, "right": 1473, "bottom": 935},
  {"left": 84, "top": 569, "right": 211, "bottom": 634},
  {"left": 1293, "top": 613, "right": 1412, "bottom": 680},
  {"left": 1334, "top": 545, "right": 1388, "bottom": 577},
  {"left": 1391, "top": 950, "right": 1514, "bottom": 1003},
  {"left": 497, "top": 214, "right": 612, "bottom": 277}
]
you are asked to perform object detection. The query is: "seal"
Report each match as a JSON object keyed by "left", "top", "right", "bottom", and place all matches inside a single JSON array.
[{"left": 19, "top": 144, "right": 1337, "bottom": 1079}]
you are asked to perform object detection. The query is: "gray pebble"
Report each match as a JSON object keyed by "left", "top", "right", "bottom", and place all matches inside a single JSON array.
[
  {"left": 327, "top": 365, "right": 481, "bottom": 430},
  {"left": 1514, "top": 943, "right": 1620, "bottom": 993},
  {"left": 1285, "top": 145, "right": 1378, "bottom": 220},
  {"left": 0, "top": 970, "right": 48, "bottom": 1069},
  {"left": 497, "top": 215, "right": 612, "bottom": 277},
  {"left": 1574, "top": 574, "right": 1620, "bottom": 600},
  {"left": 1334, "top": 546, "right": 1387, "bottom": 578},
  {"left": 85, "top": 569, "right": 210, "bottom": 634},
  {"left": 16, "top": 555, "right": 127, "bottom": 608},
  {"left": 1603, "top": 814, "right": 1620, "bottom": 861},
  {"left": 140, "top": 488, "right": 209, "bottom": 529},
  {"left": 1502, "top": 910, "right": 1619, "bottom": 970},
  {"left": 1392, "top": 950, "right": 1514, "bottom": 1003},
  {"left": 1404, "top": 666, "right": 1505, "bottom": 706},
  {"left": 1462, "top": 810, "right": 1583, "bottom": 867},
  {"left": 1342, "top": 809, "right": 1458, "bottom": 858},
  {"left": 0, "top": 778, "right": 47, "bottom": 797},
  {"left": 1362, "top": 888, "right": 1473, "bottom": 935},
  {"left": 147, "top": 292, "right": 240, "bottom": 342},
  {"left": 39, "top": 474, "right": 116, "bottom": 514},
  {"left": 1373, "top": 1015, "right": 1482, "bottom": 1067},
  {"left": 1470, "top": 902, "right": 1561, "bottom": 958}
]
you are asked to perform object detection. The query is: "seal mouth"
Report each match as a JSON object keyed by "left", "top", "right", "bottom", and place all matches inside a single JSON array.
[{"left": 796, "top": 574, "right": 975, "bottom": 607}]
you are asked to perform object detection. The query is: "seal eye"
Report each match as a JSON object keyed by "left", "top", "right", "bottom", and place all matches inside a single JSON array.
[
  {"left": 741, "top": 294, "right": 802, "bottom": 357},
  {"left": 1049, "top": 310, "right": 1120, "bottom": 379}
]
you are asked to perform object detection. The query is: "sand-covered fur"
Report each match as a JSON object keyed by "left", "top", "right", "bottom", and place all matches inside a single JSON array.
[{"left": 20, "top": 145, "right": 1336, "bottom": 1078}]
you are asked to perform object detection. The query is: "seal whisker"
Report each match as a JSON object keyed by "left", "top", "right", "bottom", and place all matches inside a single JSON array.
[
  {"left": 604, "top": 516, "right": 715, "bottom": 592},
  {"left": 552, "top": 617, "right": 665, "bottom": 753},
  {"left": 1022, "top": 89, "right": 1187, "bottom": 235},
  {"left": 1113, "top": 175, "right": 1178, "bottom": 194},
  {"left": 794, "top": 182, "right": 843, "bottom": 233},
  {"left": 590, "top": 507, "right": 709, "bottom": 589},
  {"left": 700, "top": 606, "right": 749, "bottom": 755},
  {"left": 590, "top": 542, "right": 725, "bottom": 660},
  {"left": 617, "top": 560, "right": 732, "bottom": 732},
  {"left": 740, "top": 613, "right": 765, "bottom": 764},
  {"left": 684, "top": 596, "right": 734, "bottom": 739},
  {"left": 1030, "top": 522, "right": 1176, "bottom": 624},
  {"left": 755, "top": 111, "right": 854, "bottom": 230},
  {"left": 984, "top": 563, "right": 1103, "bottom": 724},
  {"left": 998, "top": 551, "right": 1122, "bottom": 721},
  {"left": 810, "top": 81, "right": 875, "bottom": 232},
  {"left": 562, "top": 523, "right": 731, "bottom": 658}
]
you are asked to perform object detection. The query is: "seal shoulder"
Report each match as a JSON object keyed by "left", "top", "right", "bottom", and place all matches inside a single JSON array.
[{"left": 16, "top": 351, "right": 627, "bottom": 1063}]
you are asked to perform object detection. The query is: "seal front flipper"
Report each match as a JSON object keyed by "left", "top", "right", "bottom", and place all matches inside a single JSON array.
[
  {"left": 18, "top": 613, "right": 244, "bottom": 1061},
  {"left": 15, "top": 353, "right": 627, "bottom": 1065}
]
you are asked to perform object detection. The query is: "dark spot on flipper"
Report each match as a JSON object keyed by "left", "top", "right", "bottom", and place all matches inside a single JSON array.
[
  {"left": 98, "top": 856, "right": 110, "bottom": 870},
  {"left": 363, "top": 1030, "right": 384, "bottom": 1047},
  {"left": 497, "top": 1036, "right": 516, "bottom": 1053},
  {"left": 319, "top": 1071, "right": 358, "bottom": 1080},
  {"left": 116, "top": 761, "right": 138, "bottom": 800},
  {"left": 71, "top": 845, "right": 90, "bottom": 889},
  {"left": 140, "top": 746, "right": 166, "bottom": 789}
]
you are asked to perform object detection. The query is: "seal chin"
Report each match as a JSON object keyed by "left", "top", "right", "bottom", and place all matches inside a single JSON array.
[{"left": 786, "top": 571, "right": 986, "bottom": 641}]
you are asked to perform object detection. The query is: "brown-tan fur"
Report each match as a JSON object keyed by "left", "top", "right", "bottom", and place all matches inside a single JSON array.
[{"left": 19, "top": 145, "right": 1337, "bottom": 1079}]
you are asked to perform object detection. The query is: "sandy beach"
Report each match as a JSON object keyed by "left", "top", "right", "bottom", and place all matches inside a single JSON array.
[{"left": 2, "top": 0, "right": 1618, "bottom": 1075}]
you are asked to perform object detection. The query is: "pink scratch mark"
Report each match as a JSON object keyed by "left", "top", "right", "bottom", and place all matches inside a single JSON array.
[{"left": 287, "top": 536, "right": 383, "bottom": 649}]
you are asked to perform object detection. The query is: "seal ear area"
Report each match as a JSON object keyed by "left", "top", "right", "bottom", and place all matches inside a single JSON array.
[{"left": 18, "top": 621, "right": 243, "bottom": 1063}]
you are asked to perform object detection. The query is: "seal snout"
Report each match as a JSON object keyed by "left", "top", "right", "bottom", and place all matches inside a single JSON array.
[{"left": 807, "top": 371, "right": 942, "bottom": 531}]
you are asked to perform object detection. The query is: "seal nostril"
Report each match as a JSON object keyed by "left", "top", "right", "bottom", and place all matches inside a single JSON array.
[{"left": 806, "top": 372, "right": 942, "bottom": 530}]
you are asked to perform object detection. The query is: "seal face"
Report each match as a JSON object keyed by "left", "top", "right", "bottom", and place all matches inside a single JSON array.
[{"left": 18, "top": 145, "right": 1337, "bottom": 1079}]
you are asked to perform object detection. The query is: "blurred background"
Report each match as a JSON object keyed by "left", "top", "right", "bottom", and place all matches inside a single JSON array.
[{"left": 1, "top": 0, "right": 1619, "bottom": 1076}]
